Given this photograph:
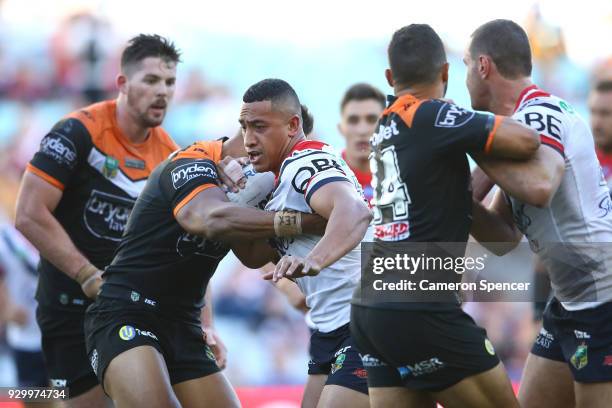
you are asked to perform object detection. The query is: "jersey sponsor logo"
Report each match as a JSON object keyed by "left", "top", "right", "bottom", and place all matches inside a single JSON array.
[
  {"left": 574, "top": 330, "right": 591, "bottom": 339},
  {"left": 518, "top": 109, "right": 563, "bottom": 140},
  {"left": 434, "top": 103, "right": 475, "bottom": 128},
  {"left": 40, "top": 133, "right": 77, "bottom": 168},
  {"left": 84, "top": 190, "right": 135, "bottom": 242},
  {"left": 359, "top": 354, "right": 386, "bottom": 367},
  {"left": 176, "top": 232, "right": 227, "bottom": 259},
  {"left": 90, "top": 349, "right": 99, "bottom": 375},
  {"left": 352, "top": 368, "right": 368, "bottom": 378},
  {"left": 118, "top": 325, "right": 158, "bottom": 341},
  {"left": 371, "top": 120, "right": 400, "bottom": 146},
  {"left": 374, "top": 221, "right": 410, "bottom": 241},
  {"left": 50, "top": 378, "right": 67, "bottom": 387},
  {"left": 484, "top": 339, "right": 496, "bottom": 355},
  {"left": 171, "top": 161, "right": 217, "bottom": 189},
  {"left": 291, "top": 157, "right": 344, "bottom": 194},
  {"left": 397, "top": 357, "right": 445, "bottom": 378},
  {"left": 535, "top": 327, "right": 555, "bottom": 349},
  {"left": 598, "top": 195, "right": 612, "bottom": 218}
]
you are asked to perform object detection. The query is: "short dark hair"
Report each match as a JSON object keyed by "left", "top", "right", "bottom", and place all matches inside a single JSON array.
[
  {"left": 470, "top": 20, "right": 532, "bottom": 79},
  {"left": 243, "top": 78, "right": 302, "bottom": 118},
  {"left": 301, "top": 104, "right": 314, "bottom": 135},
  {"left": 340, "top": 83, "right": 386, "bottom": 112},
  {"left": 121, "top": 34, "right": 181, "bottom": 73},
  {"left": 387, "top": 24, "right": 447, "bottom": 87},
  {"left": 595, "top": 80, "right": 612, "bottom": 93}
]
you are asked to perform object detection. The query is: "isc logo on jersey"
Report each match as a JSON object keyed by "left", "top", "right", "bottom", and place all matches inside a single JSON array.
[
  {"left": 434, "top": 103, "right": 475, "bottom": 128},
  {"left": 171, "top": 161, "right": 217, "bottom": 189},
  {"left": 40, "top": 133, "right": 77, "bottom": 167}
]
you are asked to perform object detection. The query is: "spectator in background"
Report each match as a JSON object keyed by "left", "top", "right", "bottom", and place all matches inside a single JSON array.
[{"left": 590, "top": 80, "right": 612, "bottom": 191}]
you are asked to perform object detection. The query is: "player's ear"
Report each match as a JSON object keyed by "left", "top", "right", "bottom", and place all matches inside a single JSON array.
[
  {"left": 288, "top": 114, "right": 300, "bottom": 137},
  {"left": 385, "top": 68, "right": 394, "bottom": 88},
  {"left": 478, "top": 55, "right": 491, "bottom": 80},
  {"left": 440, "top": 62, "right": 449, "bottom": 83},
  {"left": 116, "top": 74, "right": 128, "bottom": 95}
]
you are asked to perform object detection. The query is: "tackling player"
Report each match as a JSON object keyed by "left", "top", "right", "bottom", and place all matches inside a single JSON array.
[
  {"left": 349, "top": 24, "right": 540, "bottom": 408},
  {"left": 83, "top": 132, "right": 328, "bottom": 407},
  {"left": 466, "top": 20, "right": 612, "bottom": 408},
  {"left": 15, "top": 34, "right": 181, "bottom": 407}
]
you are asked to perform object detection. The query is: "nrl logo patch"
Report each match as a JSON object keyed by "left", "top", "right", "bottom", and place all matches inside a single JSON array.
[{"left": 103, "top": 156, "right": 119, "bottom": 179}]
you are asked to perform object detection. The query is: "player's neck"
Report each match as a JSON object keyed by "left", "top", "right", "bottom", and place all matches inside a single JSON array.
[
  {"left": 345, "top": 151, "right": 369, "bottom": 173},
  {"left": 278, "top": 133, "right": 306, "bottom": 170},
  {"left": 394, "top": 82, "right": 443, "bottom": 100},
  {"left": 115, "top": 97, "right": 151, "bottom": 144},
  {"left": 489, "top": 77, "right": 533, "bottom": 116}
]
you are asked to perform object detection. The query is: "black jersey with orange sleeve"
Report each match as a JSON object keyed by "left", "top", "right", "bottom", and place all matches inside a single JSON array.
[
  {"left": 26, "top": 100, "right": 179, "bottom": 309},
  {"left": 369, "top": 94, "right": 500, "bottom": 243},
  {"left": 353, "top": 94, "right": 501, "bottom": 310},
  {"left": 101, "top": 141, "right": 229, "bottom": 315}
]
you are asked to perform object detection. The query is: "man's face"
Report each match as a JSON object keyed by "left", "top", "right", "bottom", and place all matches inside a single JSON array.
[
  {"left": 240, "top": 101, "right": 295, "bottom": 172},
  {"left": 124, "top": 56, "right": 177, "bottom": 128},
  {"left": 339, "top": 99, "right": 383, "bottom": 161},
  {"left": 589, "top": 90, "right": 612, "bottom": 151},
  {"left": 463, "top": 46, "right": 488, "bottom": 111}
]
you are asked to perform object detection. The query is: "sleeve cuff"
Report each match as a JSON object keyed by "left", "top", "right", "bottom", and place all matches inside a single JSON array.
[{"left": 26, "top": 163, "right": 65, "bottom": 191}]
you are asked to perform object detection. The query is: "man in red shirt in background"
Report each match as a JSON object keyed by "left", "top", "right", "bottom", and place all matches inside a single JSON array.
[
  {"left": 590, "top": 80, "right": 612, "bottom": 191},
  {"left": 338, "top": 83, "right": 386, "bottom": 204}
]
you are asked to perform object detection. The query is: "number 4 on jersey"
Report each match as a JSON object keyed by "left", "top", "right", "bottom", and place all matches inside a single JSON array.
[{"left": 370, "top": 145, "right": 411, "bottom": 224}]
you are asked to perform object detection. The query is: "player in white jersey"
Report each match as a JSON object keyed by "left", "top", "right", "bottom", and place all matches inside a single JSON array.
[
  {"left": 237, "top": 78, "right": 372, "bottom": 408},
  {"left": 464, "top": 20, "right": 612, "bottom": 408},
  {"left": 0, "top": 213, "right": 50, "bottom": 400}
]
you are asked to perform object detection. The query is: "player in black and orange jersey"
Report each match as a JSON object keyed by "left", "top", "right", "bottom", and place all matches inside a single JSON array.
[
  {"left": 15, "top": 34, "right": 182, "bottom": 407},
  {"left": 349, "top": 25, "right": 540, "bottom": 408},
  {"left": 84, "top": 134, "right": 327, "bottom": 407}
]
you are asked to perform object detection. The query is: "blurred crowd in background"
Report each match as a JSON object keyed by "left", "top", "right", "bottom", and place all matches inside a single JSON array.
[{"left": 0, "top": 1, "right": 612, "bottom": 389}]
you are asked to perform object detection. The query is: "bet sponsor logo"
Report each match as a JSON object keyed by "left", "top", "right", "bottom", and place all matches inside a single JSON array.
[
  {"left": 171, "top": 161, "right": 217, "bottom": 189},
  {"left": 40, "top": 133, "right": 77, "bottom": 167},
  {"left": 434, "top": 103, "right": 475, "bottom": 128}
]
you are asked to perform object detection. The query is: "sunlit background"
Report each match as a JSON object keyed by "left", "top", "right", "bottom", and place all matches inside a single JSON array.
[{"left": 0, "top": 0, "right": 611, "bottom": 405}]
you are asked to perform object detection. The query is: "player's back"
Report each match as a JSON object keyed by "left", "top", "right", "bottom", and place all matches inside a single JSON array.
[
  {"left": 266, "top": 140, "right": 369, "bottom": 332},
  {"left": 510, "top": 86, "right": 612, "bottom": 308}
]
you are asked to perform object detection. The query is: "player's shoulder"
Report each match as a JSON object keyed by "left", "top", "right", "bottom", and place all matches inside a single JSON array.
[
  {"left": 169, "top": 140, "right": 223, "bottom": 163},
  {"left": 514, "top": 87, "right": 576, "bottom": 119},
  {"left": 63, "top": 100, "right": 114, "bottom": 136},
  {"left": 281, "top": 140, "right": 338, "bottom": 169},
  {"left": 152, "top": 127, "right": 180, "bottom": 153}
]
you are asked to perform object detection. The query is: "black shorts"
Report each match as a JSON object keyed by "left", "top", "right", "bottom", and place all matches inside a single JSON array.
[
  {"left": 36, "top": 305, "right": 99, "bottom": 397},
  {"left": 12, "top": 349, "right": 48, "bottom": 387},
  {"left": 531, "top": 297, "right": 612, "bottom": 382},
  {"left": 350, "top": 304, "right": 499, "bottom": 391},
  {"left": 84, "top": 296, "right": 220, "bottom": 389},
  {"left": 308, "top": 323, "right": 368, "bottom": 395}
]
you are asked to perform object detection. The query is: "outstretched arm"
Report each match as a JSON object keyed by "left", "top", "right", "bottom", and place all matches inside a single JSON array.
[
  {"left": 471, "top": 145, "right": 564, "bottom": 208},
  {"left": 268, "top": 181, "right": 371, "bottom": 281}
]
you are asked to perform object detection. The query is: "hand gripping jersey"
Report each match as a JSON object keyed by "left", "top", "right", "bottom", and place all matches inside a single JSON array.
[
  {"left": 508, "top": 85, "right": 612, "bottom": 310},
  {"left": 102, "top": 141, "right": 229, "bottom": 316},
  {"left": 265, "top": 140, "right": 370, "bottom": 333},
  {"left": 26, "top": 100, "right": 178, "bottom": 309}
]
